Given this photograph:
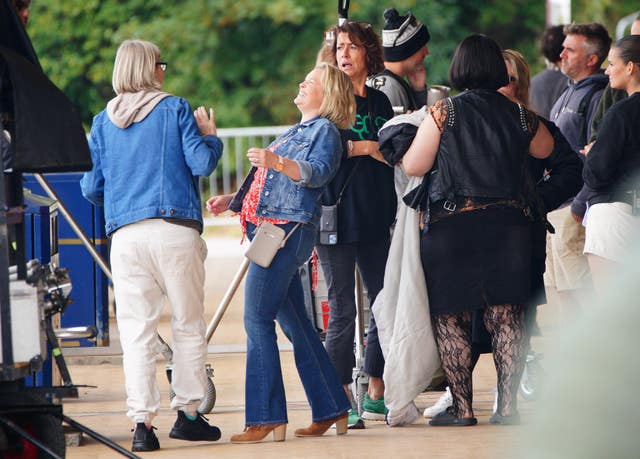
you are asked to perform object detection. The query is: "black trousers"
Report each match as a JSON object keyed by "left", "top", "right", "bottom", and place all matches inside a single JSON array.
[{"left": 315, "top": 239, "right": 389, "bottom": 384}]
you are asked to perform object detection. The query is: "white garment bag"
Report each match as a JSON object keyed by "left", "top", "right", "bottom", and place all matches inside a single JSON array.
[{"left": 371, "top": 173, "right": 441, "bottom": 426}]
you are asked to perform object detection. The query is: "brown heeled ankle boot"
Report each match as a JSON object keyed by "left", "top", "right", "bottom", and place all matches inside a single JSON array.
[
  {"left": 294, "top": 411, "right": 349, "bottom": 437},
  {"left": 230, "top": 423, "right": 286, "bottom": 444}
]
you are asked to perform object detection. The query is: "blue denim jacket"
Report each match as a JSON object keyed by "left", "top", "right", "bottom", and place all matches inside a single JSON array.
[
  {"left": 229, "top": 117, "right": 342, "bottom": 226},
  {"left": 80, "top": 96, "right": 223, "bottom": 235}
]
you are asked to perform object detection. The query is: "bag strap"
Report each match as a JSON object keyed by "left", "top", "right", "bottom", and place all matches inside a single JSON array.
[
  {"left": 383, "top": 69, "right": 419, "bottom": 111},
  {"left": 577, "top": 79, "right": 606, "bottom": 145},
  {"left": 280, "top": 222, "right": 302, "bottom": 248},
  {"left": 335, "top": 161, "right": 360, "bottom": 206}
]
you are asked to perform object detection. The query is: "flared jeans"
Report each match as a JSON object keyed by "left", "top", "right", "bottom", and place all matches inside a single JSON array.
[{"left": 244, "top": 221, "right": 350, "bottom": 425}]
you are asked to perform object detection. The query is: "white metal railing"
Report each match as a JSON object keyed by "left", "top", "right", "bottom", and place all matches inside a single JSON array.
[{"left": 204, "top": 125, "right": 291, "bottom": 196}]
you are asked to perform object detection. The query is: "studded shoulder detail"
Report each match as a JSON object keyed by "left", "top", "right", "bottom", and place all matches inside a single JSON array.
[
  {"left": 446, "top": 97, "right": 455, "bottom": 128},
  {"left": 517, "top": 103, "right": 528, "bottom": 132}
]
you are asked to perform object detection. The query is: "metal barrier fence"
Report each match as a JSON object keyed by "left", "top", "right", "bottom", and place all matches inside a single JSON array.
[{"left": 203, "top": 125, "right": 291, "bottom": 196}]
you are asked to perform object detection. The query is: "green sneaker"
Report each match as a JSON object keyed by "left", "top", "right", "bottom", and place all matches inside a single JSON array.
[
  {"left": 361, "top": 394, "right": 388, "bottom": 421},
  {"left": 348, "top": 409, "right": 365, "bottom": 429}
]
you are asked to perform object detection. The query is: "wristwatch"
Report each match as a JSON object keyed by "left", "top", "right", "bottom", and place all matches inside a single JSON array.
[{"left": 275, "top": 155, "right": 285, "bottom": 172}]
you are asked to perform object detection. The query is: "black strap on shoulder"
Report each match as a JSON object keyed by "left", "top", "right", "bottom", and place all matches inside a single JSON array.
[
  {"left": 382, "top": 69, "right": 418, "bottom": 111},
  {"left": 334, "top": 161, "right": 360, "bottom": 206},
  {"left": 577, "top": 79, "right": 607, "bottom": 144}
]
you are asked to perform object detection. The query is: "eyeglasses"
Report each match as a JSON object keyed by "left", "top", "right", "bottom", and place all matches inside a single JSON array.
[{"left": 156, "top": 62, "right": 167, "bottom": 72}]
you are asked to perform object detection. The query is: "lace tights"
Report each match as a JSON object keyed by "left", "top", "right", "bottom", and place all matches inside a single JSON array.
[{"left": 432, "top": 304, "right": 527, "bottom": 418}]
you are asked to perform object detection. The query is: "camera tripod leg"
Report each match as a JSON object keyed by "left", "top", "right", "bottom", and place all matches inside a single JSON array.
[{"left": 44, "top": 315, "right": 73, "bottom": 386}]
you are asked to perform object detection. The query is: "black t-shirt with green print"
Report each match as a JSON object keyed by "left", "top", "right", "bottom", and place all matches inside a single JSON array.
[{"left": 320, "top": 86, "right": 396, "bottom": 244}]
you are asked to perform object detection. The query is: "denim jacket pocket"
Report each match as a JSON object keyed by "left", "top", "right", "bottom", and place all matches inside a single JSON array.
[{"left": 281, "top": 138, "right": 310, "bottom": 161}]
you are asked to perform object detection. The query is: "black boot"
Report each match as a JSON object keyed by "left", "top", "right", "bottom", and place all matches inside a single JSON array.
[
  {"left": 132, "top": 423, "right": 160, "bottom": 452},
  {"left": 169, "top": 411, "right": 222, "bottom": 441}
]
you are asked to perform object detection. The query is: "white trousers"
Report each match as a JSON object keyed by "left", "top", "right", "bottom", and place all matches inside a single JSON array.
[{"left": 110, "top": 219, "right": 208, "bottom": 423}]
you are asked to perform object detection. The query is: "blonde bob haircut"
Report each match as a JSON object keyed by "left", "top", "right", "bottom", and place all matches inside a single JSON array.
[
  {"left": 316, "top": 62, "right": 356, "bottom": 130},
  {"left": 112, "top": 39, "right": 162, "bottom": 94}
]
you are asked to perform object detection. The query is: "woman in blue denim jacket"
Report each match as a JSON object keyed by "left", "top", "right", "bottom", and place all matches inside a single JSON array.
[
  {"left": 80, "top": 39, "right": 223, "bottom": 452},
  {"left": 207, "top": 62, "right": 356, "bottom": 444}
]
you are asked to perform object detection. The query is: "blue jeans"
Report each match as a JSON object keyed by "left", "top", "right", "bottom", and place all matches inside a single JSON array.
[
  {"left": 315, "top": 239, "right": 389, "bottom": 385},
  {"left": 244, "top": 221, "right": 350, "bottom": 425}
]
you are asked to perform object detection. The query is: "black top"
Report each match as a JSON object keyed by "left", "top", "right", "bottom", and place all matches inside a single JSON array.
[
  {"left": 531, "top": 118, "right": 583, "bottom": 213},
  {"left": 589, "top": 83, "right": 627, "bottom": 142},
  {"left": 428, "top": 90, "right": 538, "bottom": 207},
  {"left": 320, "top": 86, "right": 395, "bottom": 243},
  {"left": 583, "top": 92, "right": 640, "bottom": 202}
]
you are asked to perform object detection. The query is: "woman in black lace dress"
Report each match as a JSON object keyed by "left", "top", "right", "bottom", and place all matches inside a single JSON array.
[{"left": 403, "top": 35, "right": 554, "bottom": 426}]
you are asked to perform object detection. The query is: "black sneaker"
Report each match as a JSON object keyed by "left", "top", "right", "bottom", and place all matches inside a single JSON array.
[
  {"left": 131, "top": 423, "right": 160, "bottom": 452},
  {"left": 169, "top": 411, "right": 221, "bottom": 442}
]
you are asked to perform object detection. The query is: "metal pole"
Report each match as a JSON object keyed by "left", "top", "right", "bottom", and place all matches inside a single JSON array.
[
  {"left": 32, "top": 173, "right": 112, "bottom": 281},
  {"left": 353, "top": 268, "right": 368, "bottom": 417},
  {"left": 62, "top": 415, "right": 142, "bottom": 459},
  {"left": 205, "top": 258, "right": 249, "bottom": 342},
  {"left": 0, "top": 416, "right": 63, "bottom": 459},
  {"left": 0, "top": 170, "right": 14, "bottom": 366},
  {"left": 354, "top": 268, "right": 366, "bottom": 364},
  {"left": 338, "top": 0, "right": 350, "bottom": 25},
  {"left": 32, "top": 175, "right": 181, "bottom": 364}
]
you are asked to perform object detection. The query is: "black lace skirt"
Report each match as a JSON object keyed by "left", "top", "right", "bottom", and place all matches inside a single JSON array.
[{"left": 420, "top": 206, "right": 532, "bottom": 315}]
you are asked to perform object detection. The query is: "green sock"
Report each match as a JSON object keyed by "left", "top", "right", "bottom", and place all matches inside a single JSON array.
[{"left": 183, "top": 411, "right": 198, "bottom": 421}]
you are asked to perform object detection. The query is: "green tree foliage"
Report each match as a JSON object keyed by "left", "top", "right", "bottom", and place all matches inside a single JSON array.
[
  {"left": 572, "top": 0, "right": 639, "bottom": 39},
  {"left": 28, "top": 0, "right": 561, "bottom": 128}
]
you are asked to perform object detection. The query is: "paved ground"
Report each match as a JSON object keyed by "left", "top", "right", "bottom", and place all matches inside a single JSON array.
[{"left": 60, "top": 230, "right": 560, "bottom": 459}]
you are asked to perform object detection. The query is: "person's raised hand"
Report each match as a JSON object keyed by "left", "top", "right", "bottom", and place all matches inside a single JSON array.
[
  {"left": 408, "top": 64, "right": 427, "bottom": 91},
  {"left": 580, "top": 141, "right": 594, "bottom": 156},
  {"left": 571, "top": 211, "right": 583, "bottom": 224},
  {"left": 194, "top": 106, "right": 217, "bottom": 137},
  {"left": 247, "top": 147, "right": 276, "bottom": 169}
]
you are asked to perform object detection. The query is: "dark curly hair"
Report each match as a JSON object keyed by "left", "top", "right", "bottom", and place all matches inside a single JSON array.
[
  {"left": 328, "top": 21, "right": 385, "bottom": 76},
  {"left": 12, "top": 0, "right": 30, "bottom": 9},
  {"left": 540, "top": 25, "right": 565, "bottom": 63}
]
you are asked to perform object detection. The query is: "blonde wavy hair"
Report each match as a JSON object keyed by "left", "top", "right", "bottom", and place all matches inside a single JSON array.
[
  {"left": 316, "top": 62, "right": 356, "bottom": 130},
  {"left": 112, "top": 39, "right": 162, "bottom": 94},
  {"left": 502, "top": 49, "right": 531, "bottom": 106}
]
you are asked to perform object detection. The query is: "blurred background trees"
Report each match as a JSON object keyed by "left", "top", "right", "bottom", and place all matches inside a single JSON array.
[{"left": 27, "top": 0, "right": 637, "bottom": 128}]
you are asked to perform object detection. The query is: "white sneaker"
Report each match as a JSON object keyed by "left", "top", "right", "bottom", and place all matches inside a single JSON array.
[{"left": 423, "top": 386, "right": 452, "bottom": 418}]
